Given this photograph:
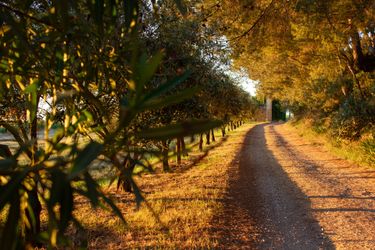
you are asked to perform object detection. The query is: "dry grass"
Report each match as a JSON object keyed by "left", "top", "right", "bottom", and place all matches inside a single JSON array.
[{"left": 61, "top": 123, "right": 257, "bottom": 249}]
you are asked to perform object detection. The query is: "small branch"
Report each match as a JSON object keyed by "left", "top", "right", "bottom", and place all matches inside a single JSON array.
[{"left": 230, "top": 0, "right": 276, "bottom": 41}]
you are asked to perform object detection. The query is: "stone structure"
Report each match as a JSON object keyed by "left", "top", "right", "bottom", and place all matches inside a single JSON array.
[{"left": 266, "top": 97, "right": 272, "bottom": 122}]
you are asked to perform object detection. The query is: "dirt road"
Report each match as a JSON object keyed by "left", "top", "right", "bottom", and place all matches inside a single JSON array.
[{"left": 217, "top": 123, "right": 375, "bottom": 249}]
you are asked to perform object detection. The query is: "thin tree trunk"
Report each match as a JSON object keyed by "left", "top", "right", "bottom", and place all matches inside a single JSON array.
[
  {"left": 206, "top": 132, "right": 210, "bottom": 145},
  {"left": 350, "top": 22, "right": 365, "bottom": 71},
  {"left": 211, "top": 129, "right": 215, "bottom": 142},
  {"left": 190, "top": 135, "right": 195, "bottom": 143},
  {"left": 176, "top": 138, "right": 181, "bottom": 165},
  {"left": 181, "top": 137, "right": 188, "bottom": 156},
  {"left": 221, "top": 127, "right": 226, "bottom": 137},
  {"left": 122, "top": 160, "right": 132, "bottom": 193},
  {"left": 162, "top": 140, "right": 170, "bottom": 172},
  {"left": 199, "top": 134, "right": 203, "bottom": 152},
  {"left": 122, "top": 153, "right": 139, "bottom": 193}
]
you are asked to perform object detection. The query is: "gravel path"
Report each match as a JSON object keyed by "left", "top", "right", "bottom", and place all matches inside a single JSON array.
[{"left": 219, "top": 123, "right": 375, "bottom": 249}]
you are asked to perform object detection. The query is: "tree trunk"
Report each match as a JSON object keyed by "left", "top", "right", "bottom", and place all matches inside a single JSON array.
[
  {"left": 176, "top": 138, "right": 181, "bottom": 165},
  {"left": 123, "top": 180, "right": 132, "bottom": 192},
  {"left": 199, "top": 134, "right": 203, "bottom": 152},
  {"left": 348, "top": 21, "right": 375, "bottom": 72},
  {"left": 162, "top": 140, "right": 170, "bottom": 172},
  {"left": 122, "top": 153, "right": 139, "bottom": 193},
  {"left": 205, "top": 132, "right": 210, "bottom": 145},
  {"left": 181, "top": 137, "right": 188, "bottom": 156},
  {"left": 211, "top": 129, "right": 215, "bottom": 142},
  {"left": 350, "top": 24, "right": 365, "bottom": 71},
  {"left": 221, "top": 127, "right": 226, "bottom": 137},
  {"left": 190, "top": 135, "right": 195, "bottom": 143}
]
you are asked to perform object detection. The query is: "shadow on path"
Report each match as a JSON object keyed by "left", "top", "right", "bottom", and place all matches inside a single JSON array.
[{"left": 211, "top": 124, "right": 334, "bottom": 249}]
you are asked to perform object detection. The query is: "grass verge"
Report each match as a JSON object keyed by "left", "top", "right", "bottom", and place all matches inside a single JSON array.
[
  {"left": 63, "top": 123, "right": 257, "bottom": 249},
  {"left": 286, "top": 120, "right": 374, "bottom": 168}
]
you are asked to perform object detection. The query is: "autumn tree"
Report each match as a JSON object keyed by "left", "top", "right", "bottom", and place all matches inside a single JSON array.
[{"left": 204, "top": 0, "right": 374, "bottom": 139}]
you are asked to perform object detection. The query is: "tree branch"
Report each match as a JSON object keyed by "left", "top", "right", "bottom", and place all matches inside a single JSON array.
[
  {"left": 230, "top": 0, "right": 276, "bottom": 41},
  {"left": 0, "top": 2, "right": 53, "bottom": 28}
]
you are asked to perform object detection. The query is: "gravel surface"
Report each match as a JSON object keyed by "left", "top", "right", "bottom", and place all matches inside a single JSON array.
[{"left": 217, "top": 123, "right": 375, "bottom": 249}]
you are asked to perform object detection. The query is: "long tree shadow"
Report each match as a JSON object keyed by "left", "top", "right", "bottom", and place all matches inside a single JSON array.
[{"left": 211, "top": 123, "right": 335, "bottom": 249}]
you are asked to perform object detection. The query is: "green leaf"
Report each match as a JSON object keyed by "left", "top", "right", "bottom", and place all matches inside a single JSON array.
[
  {"left": 49, "top": 171, "right": 64, "bottom": 206},
  {"left": 137, "top": 120, "right": 222, "bottom": 140},
  {"left": 51, "top": 128, "right": 65, "bottom": 144},
  {"left": 0, "top": 144, "right": 12, "bottom": 158},
  {"left": 99, "top": 192, "right": 126, "bottom": 224},
  {"left": 48, "top": 171, "right": 73, "bottom": 231},
  {"left": 59, "top": 183, "right": 73, "bottom": 231},
  {"left": 129, "top": 178, "right": 144, "bottom": 208},
  {"left": 24, "top": 79, "right": 39, "bottom": 122},
  {"left": 69, "top": 142, "right": 103, "bottom": 179},
  {"left": 84, "top": 173, "right": 100, "bottom": 207},
  {"left": 24, "top": 80, "right": 38, "bottom": 93},
  {"left": 0, "top": 158, "right": 16, "bottom": 170},
  {"left": 140, "top": 86, "right": 197, "bottom": 111},
  {"left": 136, "top": 51, "right": 164, "bottom": 91},
  {"left": 0, "top": 191, "right": 20, "bottom": 250},
  {"left": 0, "top": 168, "right": 29, "bottom": 211},
  {"left": 142, "top": 70, "right": 191, "bottom": 102}
]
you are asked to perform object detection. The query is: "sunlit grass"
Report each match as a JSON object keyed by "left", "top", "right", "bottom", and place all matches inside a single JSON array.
[
  {"left": 0, "top": 123, "right": 257, "bottom": 248},
  {"left": 64, "top": 123, "right": 257, "bottom": 248},
  {"left": 288, "top": 120, "right": 374, "bottom": 168}
]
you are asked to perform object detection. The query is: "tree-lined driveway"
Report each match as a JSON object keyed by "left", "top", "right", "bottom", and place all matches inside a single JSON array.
[{"left": 217, "top": 123, "right": 375, "bottom": 249}]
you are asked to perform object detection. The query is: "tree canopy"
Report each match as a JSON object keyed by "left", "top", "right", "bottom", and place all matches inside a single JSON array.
[
  {"left": 0, "top": 0, "right": 254, "bottom": 248},
  {"left": 204, "top": 0, "right": 374, "bottom": 139}
]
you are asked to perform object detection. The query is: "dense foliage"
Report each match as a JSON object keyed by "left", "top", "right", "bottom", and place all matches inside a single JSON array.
[
  {"left": 0, "top": 0, "right": 254, "bottom": 248},
  {"left": 204, "top": 0, "right": 374, "bottom": 142}
]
